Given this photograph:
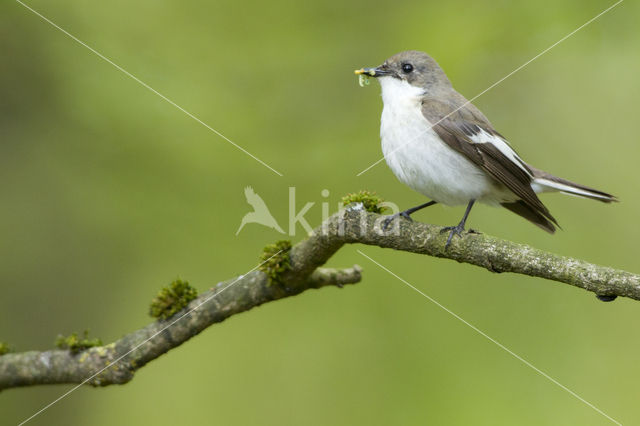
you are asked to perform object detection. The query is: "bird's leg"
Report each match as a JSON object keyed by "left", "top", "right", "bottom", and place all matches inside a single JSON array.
[
  {"left": 440, "top": 200, "right": 476, "bottom": 248},
  {"left": 382, "top": 200, "right": 437, "bottom": 230}
]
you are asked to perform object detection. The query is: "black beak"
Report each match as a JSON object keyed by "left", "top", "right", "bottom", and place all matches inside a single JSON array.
[{"left": 354, "top": 66, "right": 390, "bottom": 77}]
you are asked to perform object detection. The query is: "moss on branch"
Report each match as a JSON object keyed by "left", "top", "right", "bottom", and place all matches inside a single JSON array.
[
  {"left": 55, "top": 331, "right": 103, "bottom": 353},
  {"left": 149, "top": 279, "right": 199, "bottom": 319},
  {"left": 0, "top": 343, "right": 10, "bottom": 356},
  {"left": 259, "top": 240, "right": 292, "bottom": 284},
  {"left": 341, "top": 190, "right": 387, "bottom": 214}
]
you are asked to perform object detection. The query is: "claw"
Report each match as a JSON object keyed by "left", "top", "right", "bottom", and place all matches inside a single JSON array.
[
  {"left": 382, "top": 211, "right": 412, "bottom": 231},
  {"left": 381, "top": 201, "right": 438, "bottom": 231},
  {"left": 440, "top": 224, "right": 466, "bottom": 248},
  {"left": 440, "top": 200, "right": 476, "bottom": 249}
]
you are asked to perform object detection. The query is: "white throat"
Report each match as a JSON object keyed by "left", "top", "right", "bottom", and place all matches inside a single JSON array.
[{"left": 378, "top": 77, "right": 424, "bottom": 108}]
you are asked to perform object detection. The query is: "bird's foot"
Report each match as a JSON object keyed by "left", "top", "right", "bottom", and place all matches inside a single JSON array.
[
  {"left": 382, "top": 211, "right": 413, "bottom": 231},
  {"left": 440, "top": 223, "right": 466, "bottom": 248}
]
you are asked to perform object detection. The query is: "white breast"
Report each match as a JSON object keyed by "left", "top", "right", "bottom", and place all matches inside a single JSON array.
[{"left": 378, "top": 77, "right": 509, "bottom": 206}]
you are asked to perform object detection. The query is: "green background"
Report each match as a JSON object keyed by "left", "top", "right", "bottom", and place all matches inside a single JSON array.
[{"left": 1, "top": 0, "right": 638, "bottom": 424}]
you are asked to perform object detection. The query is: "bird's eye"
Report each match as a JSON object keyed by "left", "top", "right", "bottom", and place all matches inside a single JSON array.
[{"left": 402, "top": 63, "right": 413, "bottom": 73}]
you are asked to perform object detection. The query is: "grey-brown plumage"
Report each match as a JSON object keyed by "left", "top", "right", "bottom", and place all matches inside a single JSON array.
[
  {"left": 356, "top": 50, "right": 617, "bottom": 241},
  {"left": 420, "top": 96, "right": 560, "bottom": 232}
]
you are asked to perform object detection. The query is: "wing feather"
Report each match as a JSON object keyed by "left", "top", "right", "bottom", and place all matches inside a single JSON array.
[{"left": 421, "top": 97, "right": 558, "bottom": 229}]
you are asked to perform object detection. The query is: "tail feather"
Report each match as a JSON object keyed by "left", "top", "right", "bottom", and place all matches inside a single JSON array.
[
  {"left": 528, "top": 167, "right": 617, "bottom": 203},
  {"left": 504, "top": 166, "right": 616, "bottom": 231},
  {"left": 501, "top": 200, "right": 556, "bottom": 234}
]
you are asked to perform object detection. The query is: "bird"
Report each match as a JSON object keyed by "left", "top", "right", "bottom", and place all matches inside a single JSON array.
[
  {"left": 236, "top": 186, "right": 284, "bottom": 235},
  {"left": 355, "top": 50, "right": 616, "bottom": 247}
]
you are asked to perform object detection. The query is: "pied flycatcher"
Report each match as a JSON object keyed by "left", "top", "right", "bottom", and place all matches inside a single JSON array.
[{"left": 355, "top": 50, "right": 616, "bottom": 246}]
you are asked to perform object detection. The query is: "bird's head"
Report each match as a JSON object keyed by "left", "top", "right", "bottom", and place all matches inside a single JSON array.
[{"left": 355, "top": 50, "right": 452, "bottom": 95}]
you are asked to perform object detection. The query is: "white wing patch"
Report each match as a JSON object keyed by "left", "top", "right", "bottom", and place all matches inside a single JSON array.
[{"left": 468, "top": 128, "right": 532, "bottom": 177}]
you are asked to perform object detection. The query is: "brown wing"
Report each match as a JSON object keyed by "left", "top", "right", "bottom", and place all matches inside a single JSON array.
[{"left": 421, "top": 97, "right": 558, "bottom": 232}]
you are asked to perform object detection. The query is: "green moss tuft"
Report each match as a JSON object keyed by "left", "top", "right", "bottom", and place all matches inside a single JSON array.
[
  {"left": 259, "top": 240, "right": 292, "bottom": 285},
  {"left": 0, "top": 342, "right": 10, "bottom": 355},
  {"left": 55, "top": 330, "right": 102, "bottom": 353},
  {"left": 341, "top": 190, "right": 387, "bottom": 214},
  {"left": 149, "top": 278, "right": 198, "bottom": 320}
]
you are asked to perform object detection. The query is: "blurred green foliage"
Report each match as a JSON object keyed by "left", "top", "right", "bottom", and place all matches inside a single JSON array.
[{"left": 1, "top": 0, "right": 639, "bottom": 424}]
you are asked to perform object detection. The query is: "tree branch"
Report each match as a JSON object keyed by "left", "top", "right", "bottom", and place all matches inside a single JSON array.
[{"left": 1, "top": 206, "right": 637, "bottom": 390}]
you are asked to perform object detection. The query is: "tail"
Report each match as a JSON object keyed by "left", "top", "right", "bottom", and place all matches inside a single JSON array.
[
  {"left": 502, "top": 200, "right": 557, "bottom": 233},
  {"left": 528, "top": 166, "right": 617, "bottom": 203},
  {"left": 501, "top": 166, "right": 616, "bottom": 233}
]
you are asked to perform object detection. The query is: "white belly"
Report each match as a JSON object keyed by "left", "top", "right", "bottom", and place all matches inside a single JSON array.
[{"left": 378, "top": 77, "right": 506, "bottom": 206}]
